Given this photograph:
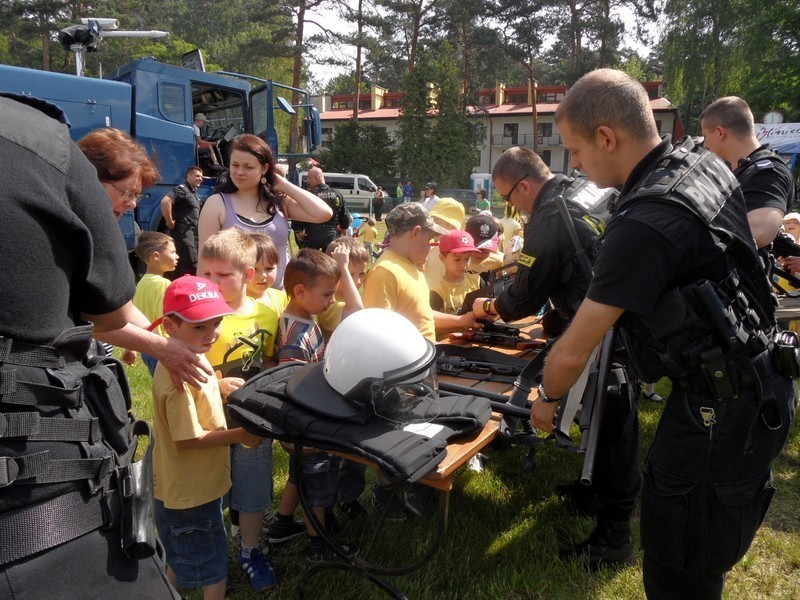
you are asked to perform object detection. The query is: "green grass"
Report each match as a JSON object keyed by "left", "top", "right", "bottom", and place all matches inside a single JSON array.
[{"left": 122, "top": 360, "right": 800, "bottom": 600}]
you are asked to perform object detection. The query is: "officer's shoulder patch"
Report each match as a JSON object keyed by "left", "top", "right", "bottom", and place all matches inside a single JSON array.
[
  {"left": 518, "top": 253, "right": 536, "bottom": 268},
  {"left": 755, "top": 160, "right": 775, "bottom": 171}
]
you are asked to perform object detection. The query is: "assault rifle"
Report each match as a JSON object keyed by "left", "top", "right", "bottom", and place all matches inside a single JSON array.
[
  {"left": 436, "top": 356, "right": 524, "bottom": 383},
  {"left": 552, "top": 193, "right": 617, "bottom": 486},
  {"left": 449, "top": 322, "right": 545, "bottom": 350}
]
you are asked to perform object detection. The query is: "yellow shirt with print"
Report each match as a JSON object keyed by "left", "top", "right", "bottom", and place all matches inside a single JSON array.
[{"left": 205, "top": 298, "right": 280, "bottom": 378}]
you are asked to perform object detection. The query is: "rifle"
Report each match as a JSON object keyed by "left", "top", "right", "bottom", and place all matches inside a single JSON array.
[
  {"left": 436, "top": 356, "right": 524, "bottom": 383},
  {"left": 449, "top": 322, "right": 546, "bottom": 350},
  {"left": 553, "top": 194, "right": 616, "bottom": 486}
]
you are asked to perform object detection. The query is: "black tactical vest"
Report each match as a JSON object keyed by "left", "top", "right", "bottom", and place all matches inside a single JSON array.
[{"left": 612, "top": 137, "right": 777, "bottom": 388}]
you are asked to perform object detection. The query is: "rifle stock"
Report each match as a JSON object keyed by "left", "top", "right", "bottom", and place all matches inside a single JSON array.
[{"left": 579, "top": 327, "right": 617, "bottom": 486}]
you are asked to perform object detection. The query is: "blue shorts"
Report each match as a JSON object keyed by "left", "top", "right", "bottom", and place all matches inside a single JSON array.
[
  {"left": 229, "top": 442, "right": 273, "bottom": 513},
  {"left": 288, "top": 452, "right": 340, "bottom": 508},
  {"left": 154, "top": 497, "right": 228, "bottom": 589}
]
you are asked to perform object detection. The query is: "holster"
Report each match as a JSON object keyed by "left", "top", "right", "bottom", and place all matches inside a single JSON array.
[
  {"left": 117, "top": 420, "right": 157, "bottom": 559},
  {"left": 773, "top": 330, "right": 800, "bottom": 379}
]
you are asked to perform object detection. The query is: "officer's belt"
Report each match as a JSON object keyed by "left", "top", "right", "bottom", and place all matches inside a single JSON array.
[
  {"left": 672, "top": 348, "right": 768, "bottom": 399},
  {"left": 0, "top": 487, "right": 119, "bottom": 565}
]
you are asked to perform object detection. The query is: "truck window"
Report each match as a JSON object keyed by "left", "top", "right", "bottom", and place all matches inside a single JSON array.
[
  {"left": 191, "top": 83, "right": 246, "bottom": 165},
  {"left": 159, "top": 82, "right": 186, "bottom": 123},
  {"left": 358, "top": 177, "right": 374, "bottom": 192}
]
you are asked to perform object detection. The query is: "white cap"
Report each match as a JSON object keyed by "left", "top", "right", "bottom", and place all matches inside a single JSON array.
[{"left": 784, "top": 212, "right": 800, "bottom": 223}]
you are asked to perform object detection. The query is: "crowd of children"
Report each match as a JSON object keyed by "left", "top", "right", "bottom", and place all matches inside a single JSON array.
[{"left": 130, "top": 196, "right": 520, "bottom": 597}]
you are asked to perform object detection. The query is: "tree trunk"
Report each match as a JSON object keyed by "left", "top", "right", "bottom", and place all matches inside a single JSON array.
[
  {"left": 352, "top": 0, "right": 363, "bottom": 122},
  {"left": 289, "top": 0, "right": 307, "bottom": 156},
  {"left": 529, "top": 66, "right": 538, "bottom": 155}
]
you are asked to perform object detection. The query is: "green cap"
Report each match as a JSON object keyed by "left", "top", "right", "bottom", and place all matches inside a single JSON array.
[{"left": 385, "top": 203, "right": 448, "bottom": 237}]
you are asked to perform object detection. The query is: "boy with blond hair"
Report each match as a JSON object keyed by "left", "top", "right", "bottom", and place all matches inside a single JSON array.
[
  {"left": 268, "top": 249, "right": 357, "bottom": 561},
  {"left": 149, "top": 275, "right": 264, "bottom": 600},
  {"left": 197, "top": 228, "right": 279, "bottom": 592},
  {"left": 133, "top": 231, "right": 179, "bottom": 374}
]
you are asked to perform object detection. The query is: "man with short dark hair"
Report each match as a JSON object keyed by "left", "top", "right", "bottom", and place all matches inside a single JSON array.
[
  {"left": 160, "top": 165, "right": 204, "bottom": 278},
  {"left": 421, "top": 181, "right": 439, "bottom": 211},
  {"left": 542, "top": 68, "right": 795, "bottom": 599},
  {"left": 473, "top": 146, "right": 641, "bottom": 570},
  {"left": 700, "top": 96, "right": 795, "bottom": 249}
]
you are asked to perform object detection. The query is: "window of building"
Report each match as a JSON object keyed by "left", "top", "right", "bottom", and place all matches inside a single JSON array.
[
  {"left": 331, "top": 99, "right": 353, "bottom": 109},
  {"left": 359, "top": 99, "right": 371, "bottom": 110},
  {"left": 503, "top": 123, "right": 519, "bottom": 145},
  {"left": 506, "top": 93, "right": 527, "bottom": 104},
  {"left": 386, "top": 98, "right": 402, "bottom": 108},
  {"left": 538, "top": 122, "right": 553, "bottom": 138},
  {"left": 539, "top": 149, "right": 551, "bottom": 166}
]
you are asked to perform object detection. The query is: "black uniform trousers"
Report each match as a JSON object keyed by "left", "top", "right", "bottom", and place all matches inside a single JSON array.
[
  {"left": 301, "top": 226, "right": 338, "bottom": 252},
  {"left": 640, "top": 350, "right": 795, "bottom": 599},
  {"left": 591, "top": 379, "right": 641, "bottom": 524},
  {"left": 169, "top": 223, "right": 198, "bottom": 278}
]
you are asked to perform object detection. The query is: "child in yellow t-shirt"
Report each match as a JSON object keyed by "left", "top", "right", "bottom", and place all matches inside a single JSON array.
[
  {"left": 246, "top": 233, "right": 289, "bottom": 314},
  {"left": 197, "top": 228, "right": 281, "bottom": 593},
  {"left": 430, "top": 230, "right": 482, "bottom": 338},
  {"left": 359, "top": 217, "right": 379, "bottom": 262},
  {"left": 149, "top": 275, "right": 266, "bottom": 599},
  {"left": 317, "top": 236, "right": 368, "bottom": 341},
  {"left": 133, "top": 231, "right": 179, "bottom": 375}
]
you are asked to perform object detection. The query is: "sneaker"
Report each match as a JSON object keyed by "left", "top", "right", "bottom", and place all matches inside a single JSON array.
[
  {"left": 559, "top": 520, "right": 634, "bottom": 571},
  {"left": 239, "top": 545, "right": 278, "bottom": 591},
  {"left": 371, "top": 485, "right": 407, "bottom": 522},
  {"left": 338, "top": 500, "right": 367, "bottom": 520},
  {"left": 305, "top": 538, "right": 359, "bottom": 562},
  {"left": 261, "top": 511, "right": 275, "bottom": 535},
  {"left": 641, "top": 383, "right": 665, "bottom": 403},
  {"left": 403, "top": 483, "right": 435, "bottom": 517},
  {"left": 267, "top": 515, "right": 306, "bottom": 544}
]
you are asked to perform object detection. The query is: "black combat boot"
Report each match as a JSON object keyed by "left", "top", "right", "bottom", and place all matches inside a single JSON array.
[{"left": 559, "top": 520, "right": 634, "bottom": 570}]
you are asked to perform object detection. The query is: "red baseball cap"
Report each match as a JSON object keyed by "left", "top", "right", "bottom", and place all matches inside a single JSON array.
[
  {"left": 147, "top": 275, "right": 234, "bottom": 331},
  {"left": 438, "top": 229, "right": 480, "bottom": 254}
]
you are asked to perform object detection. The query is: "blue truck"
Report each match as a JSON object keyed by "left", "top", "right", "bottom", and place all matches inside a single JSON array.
[{"left": 0, "top": 57, "right": 322, "bottom": 249}]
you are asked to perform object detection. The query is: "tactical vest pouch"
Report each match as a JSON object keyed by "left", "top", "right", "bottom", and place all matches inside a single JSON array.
[
  {"left": 118, "top": 420, "right": 157, "bottom": 559},
  {"left": 83, "top": 355, "right": 133, "bottom": 456},
  {"left": 773, "top": 330, "right": 800, "bottom": 379}
]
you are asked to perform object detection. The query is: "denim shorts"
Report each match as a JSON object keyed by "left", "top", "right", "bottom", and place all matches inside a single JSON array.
[
  {"left": 154, "top": 497, "right": 228, "bottom": 589},
  {"left": 288, "top": 452, "right": 340, "bottom": 508},
  {"left": 229, "top": 441, "right": 273, "bottom": 513}
]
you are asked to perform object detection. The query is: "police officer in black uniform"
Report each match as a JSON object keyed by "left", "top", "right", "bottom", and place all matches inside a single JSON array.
[
  {"left": 161, "top": 165, "right": 204, "bottom": 278},
  {"left": 472, "top": 146, "right": 640, "bottom": 569},
  {"left": 539, "top": 69, "right": 796, "bottom": 599},
  {"left": 700, "top": 96, "right": 795, "bottom": 251},
  {"left": 0, "top": 94, "right": 179, "bottom": 598},
  {"left": 293, "top": 167, "right": 350, "bottom": 251}
]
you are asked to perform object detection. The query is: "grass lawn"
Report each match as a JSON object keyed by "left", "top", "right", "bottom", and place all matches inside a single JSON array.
[{"left": 124, "top": 357, "right": 800, "bottom": 600}]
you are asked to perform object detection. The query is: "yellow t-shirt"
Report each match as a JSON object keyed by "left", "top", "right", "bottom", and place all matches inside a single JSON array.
[
  {"left": 152, "top": 355, "right": 231, "bottom": 509},
  {"left": 257, "top": 287, "right": 289, "bottom": 314},
  {"left": 133, "top": 273, "right": 170, "bottom": 335},
  {"left": 363, "top": 249, "right": 436, "bottom": 341},
  {"left": 317, "top": 300, "right": 345, "bottom": 341},
  {"left": 362, "top": 225, "right": 379, "bottom": 243},
  {"left": 205, "top": 298, "right": 280, "bottom": 377},
  {"left": 431, "top": 273, "right": 482, "bottom": 315}
]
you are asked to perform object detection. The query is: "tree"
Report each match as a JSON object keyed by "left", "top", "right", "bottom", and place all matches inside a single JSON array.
[{"left": 321, "top": 119, "right": 397, "bottom": 179}]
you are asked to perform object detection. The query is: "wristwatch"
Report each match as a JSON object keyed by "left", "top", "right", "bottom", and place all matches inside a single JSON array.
[
  {"left": 482, "top": 299, "right": 496, "bottom": 316},
  {"left": 537, "top": 383, "right": 562, "bottom": 404}
]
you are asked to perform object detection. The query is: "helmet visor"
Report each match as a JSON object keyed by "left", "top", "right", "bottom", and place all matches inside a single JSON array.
[{"left": 370, "top": 366, "right": 440, "bottom": 424}]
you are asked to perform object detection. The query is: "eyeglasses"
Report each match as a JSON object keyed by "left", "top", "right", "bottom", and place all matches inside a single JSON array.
[
  {"left": 500, "top": 175, "right": 529, "bottom": 203},
  {"left": 111, "top": 182, "right": 142, "bottom": 202}
]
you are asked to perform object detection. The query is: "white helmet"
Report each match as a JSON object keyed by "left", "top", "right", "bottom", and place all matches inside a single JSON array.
[{"left": 324, "top": 309, "right": 438, "bottom": 422}]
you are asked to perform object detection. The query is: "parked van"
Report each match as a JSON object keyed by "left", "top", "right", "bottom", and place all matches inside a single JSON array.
[{"left": 299, "top": 172, "right": 377, "bottom": 211}]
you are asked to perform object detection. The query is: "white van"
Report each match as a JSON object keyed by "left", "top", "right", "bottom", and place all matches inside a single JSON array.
[{"left": 299, "top": 172, "right": 378, "bottom": 211}]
